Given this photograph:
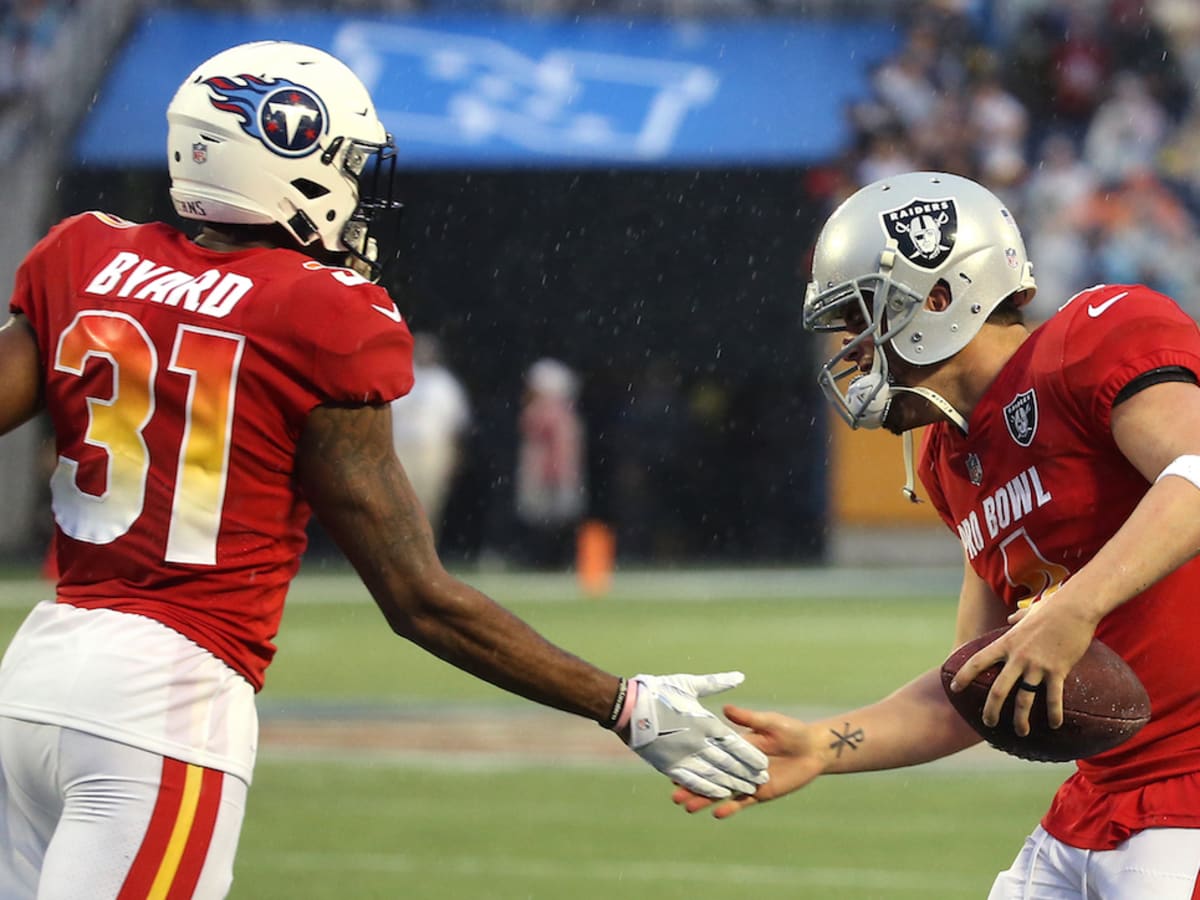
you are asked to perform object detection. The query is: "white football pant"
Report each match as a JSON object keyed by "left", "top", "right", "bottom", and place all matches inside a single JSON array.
[
  {"left": 0, "top": 718, "right": 247, "bottom": 899},
  {"left": 989, "top": 824, "right": 1200, "bottom": 899}
]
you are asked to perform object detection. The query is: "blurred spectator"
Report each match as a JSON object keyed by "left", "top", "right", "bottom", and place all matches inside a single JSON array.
[
  {"left": 513, "top": 358, "right": 587, "bottom": 569},
  {"left": 910, "top": 93, "right": 975, "bottom": 175},
  {"left": 1082, "top": 71, "right": 1169, "bottom": 184},
  {"left": 1001, "top": 7, "right": 1065, "bottom": 125},
  {"left": 966, "top": 64, "right": 1028, "bottom": 179},
  {"left": 0, "top": 0, "right": 65, "bottom": 96},
  {"left": 1046, "top": 10, "right": 1111, "bottom": 135},
  {"left": 1106, "top": 0, "right": 1190, "bottom": 119},
  {"left": 1158, "top": 104, "right": 1200, "bottom": 216},
  {"left": 1087, "top": 166, "right": 1200, "bottom": 313},
  {"left": 0, "top": 0, "right": 72, "bottom": 160},
  {"left": 389, "top": 332, "right": 471, "bottom": 541},
  {"left": 854, "top": 128, "right": 918, "bottom": 186},
  {"left": 1023, "top": 133, "right": 1097, "bottom": 233},
  {"left": 816, "top": 0, "right": 1200, "bottom": 322},
  {"left": 1157, "top": 0, "right": 1200, "bottom": 100},
  {"left": 870, "top": 49, "right": 940, "bottom": 134},
  {"left": 1020, "top": 133, "right": 1097, "bottom": 321}
]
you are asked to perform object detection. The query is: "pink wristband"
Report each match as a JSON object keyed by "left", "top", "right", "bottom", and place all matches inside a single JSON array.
[{"left": 614, "top": 678, "right": 638, "bottom": 731}]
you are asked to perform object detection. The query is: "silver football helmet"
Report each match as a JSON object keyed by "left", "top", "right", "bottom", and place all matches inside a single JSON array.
[
  {"left": 166, "top": 41, "right": 400, "bottom": 279},
  {"left": 804, "top": 171, "right": 1036, "bottom": 430}
]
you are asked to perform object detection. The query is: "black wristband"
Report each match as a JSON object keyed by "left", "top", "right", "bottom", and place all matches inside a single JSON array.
[{"left": 600, "top": 676, "right": 628, "bottom": 729}]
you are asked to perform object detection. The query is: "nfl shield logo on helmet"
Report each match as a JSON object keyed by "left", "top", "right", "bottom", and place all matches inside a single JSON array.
[
  {"left": 1003, "top": 389, "right": 1038, "bottom": 447},
  {"left": 882, "top": 198, "right": 958, "bottom": 270},
  {"left": 192, "top": 142, "right": 208, "bottom": 164}
]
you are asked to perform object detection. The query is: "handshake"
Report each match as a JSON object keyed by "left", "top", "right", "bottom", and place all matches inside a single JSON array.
[{"left": 615, "top": 672, "right": 768, "bottom": 799}]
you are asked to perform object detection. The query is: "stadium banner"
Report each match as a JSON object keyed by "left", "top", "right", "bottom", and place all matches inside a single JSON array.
[{"left": 75, "top": 10, "right": 899, "bottom": 168}]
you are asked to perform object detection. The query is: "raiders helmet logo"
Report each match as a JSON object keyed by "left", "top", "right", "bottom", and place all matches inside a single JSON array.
[
  {"left": 1003, "top": 389, "right": 1038, "bottom": 447},
  {"left": 882, "top": 198, "right": 958, "bottom": 270}
]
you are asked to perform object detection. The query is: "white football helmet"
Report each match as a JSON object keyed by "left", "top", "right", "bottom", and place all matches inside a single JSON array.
[
  {"left": 167, "top": 41, "right": 399, "bottom": 278},
  {"left": 804, "top": 171, "right": 1036, "bottom": 430}
]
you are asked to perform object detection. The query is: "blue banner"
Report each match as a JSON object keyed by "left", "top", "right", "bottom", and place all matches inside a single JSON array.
[{"left": 76, "top": 10, "right": 899, "bottom": 168}]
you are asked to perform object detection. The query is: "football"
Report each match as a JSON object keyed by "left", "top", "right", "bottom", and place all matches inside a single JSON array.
[{"left": 940, "top": 626, "right": 1151, "bottom": 762}]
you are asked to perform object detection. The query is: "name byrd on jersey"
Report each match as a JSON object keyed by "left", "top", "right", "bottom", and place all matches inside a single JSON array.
[
  {"left": 85, "top": 250, "right": 253, "bottom": 318},
  {"left": 956, "top": 464, "right": 1053, "bottom": 559}
]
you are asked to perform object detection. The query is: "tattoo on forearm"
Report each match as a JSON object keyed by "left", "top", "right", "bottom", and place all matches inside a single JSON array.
[{"left": 829, "top": 722, "right": 865, "bottom": 757}]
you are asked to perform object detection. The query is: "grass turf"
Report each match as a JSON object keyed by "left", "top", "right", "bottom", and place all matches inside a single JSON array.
[{"left": 0, "top": 567, "right": 1069, "bottom": 898}]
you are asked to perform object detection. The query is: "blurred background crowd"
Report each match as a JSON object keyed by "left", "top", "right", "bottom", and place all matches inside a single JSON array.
[
  {"left": 3, "top": 0, "right": 1199, "bottom": 572},
  {"left": 17, "top": 1, "right": 1200, "bottom": 298},
  {"left": 814, "top": 0, "right": 1200, "bottom": 323}
]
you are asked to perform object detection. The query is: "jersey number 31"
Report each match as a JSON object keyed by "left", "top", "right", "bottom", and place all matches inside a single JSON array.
[{"left": 51, "top": 310, "right": 244, "bottom": 566}]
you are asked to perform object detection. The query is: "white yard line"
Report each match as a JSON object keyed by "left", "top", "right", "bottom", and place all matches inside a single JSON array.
[
  {"left": 0, "top": 565, "right": 963, "bottom": 610},
  {"left": 285, "top": 565, "right": 963, "bottom": 604}
]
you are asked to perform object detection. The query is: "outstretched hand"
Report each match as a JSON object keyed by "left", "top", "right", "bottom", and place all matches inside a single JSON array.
[
  {"left": 672, "top": 705, "right": 825, "bottom": 819},
  {"left": 624, "top": 673, "right": 769, "bottom": 800}
]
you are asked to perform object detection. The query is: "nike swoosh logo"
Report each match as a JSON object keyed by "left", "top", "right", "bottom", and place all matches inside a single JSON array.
[
  {"left": 656, "top": 728, "right": 688, "bottom": 737},
  {"left": 371, "top": 301, "right": 403, "bottom": 323},
  {"left": 1087, "top": 291, "right": 1128, "bottom": 318}
]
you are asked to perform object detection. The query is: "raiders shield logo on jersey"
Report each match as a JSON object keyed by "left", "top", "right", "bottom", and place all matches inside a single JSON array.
[
  {"left": 1003, "top": 389, "right": 1038, "bottom": 447},
  {"left": 882, "top": 198, "right": 958, "bottom": 270}
]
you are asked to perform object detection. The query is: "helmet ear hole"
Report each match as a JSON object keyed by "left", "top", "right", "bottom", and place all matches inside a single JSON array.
[{"left": 291, "top": 178, "right": 330, "bottom": 200}]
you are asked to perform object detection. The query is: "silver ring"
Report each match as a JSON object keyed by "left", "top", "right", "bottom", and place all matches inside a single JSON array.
[{"left": 1017, "top": 681, "right": 1040, "bottom": 693}]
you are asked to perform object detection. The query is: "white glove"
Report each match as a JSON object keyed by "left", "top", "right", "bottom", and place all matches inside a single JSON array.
[{"left": 624, "top": 672, "right": 768, "bottom": 799}]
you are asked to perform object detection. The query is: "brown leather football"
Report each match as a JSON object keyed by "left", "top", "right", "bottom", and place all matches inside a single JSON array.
[{"left": 940, "top": 625, "right": 1151, "bottom": 762}]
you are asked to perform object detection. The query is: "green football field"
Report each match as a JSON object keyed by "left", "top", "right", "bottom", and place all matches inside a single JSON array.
[{"left": 0, "top": 567, "right": 1071, "bottom": 899}]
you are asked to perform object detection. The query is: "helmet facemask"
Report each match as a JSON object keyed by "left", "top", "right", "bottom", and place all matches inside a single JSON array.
[
  {"left": 804, "top": 273, "right": 925, "bottom": 430},
  {"left": 336, "top": 134, "right": 402, "bottom": 282}
]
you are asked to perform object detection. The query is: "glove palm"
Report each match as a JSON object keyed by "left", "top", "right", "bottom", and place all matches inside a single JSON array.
[{"left": 625, "top": 672, "right": 768, "bottom": 799}]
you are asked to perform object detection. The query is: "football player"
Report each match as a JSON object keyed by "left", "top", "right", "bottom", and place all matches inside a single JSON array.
[
  {"left": 674, "top": 171, "right": 1200, "bottom": 898},
  {"left": 0, "top": 41, "right": 766, "bottom": 899}
]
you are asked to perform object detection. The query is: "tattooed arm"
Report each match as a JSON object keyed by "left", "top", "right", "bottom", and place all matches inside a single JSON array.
[
  {"left": 295, "top": 403, "right": 621, "bottom": 720},
  {"left": 672, "top": 669, "right": 981, "bottom": 818},
  {"left": 674, "top": 557, "right": 1005, "bottom": 818}
]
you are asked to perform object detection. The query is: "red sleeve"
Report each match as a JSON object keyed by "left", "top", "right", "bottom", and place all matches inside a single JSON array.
[
  {"left": 918, "top": 424, "right": 957, "bottom": 531},
  {"left": 9, "top": 215, "right": 88, "bottom": 357},
  {"left": 306, "top": 282, "right": 414, "bottom": 406},
  {"left": 1058, "top": 285, "right": 1200, "bottom": 432},
  {"left": 260, "top": 266, "right": 414, "bottom": 412}
]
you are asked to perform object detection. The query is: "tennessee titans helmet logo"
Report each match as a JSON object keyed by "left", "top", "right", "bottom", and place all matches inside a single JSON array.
[{"left": 204, "top": 74, "right": 328, "bottom": 158}]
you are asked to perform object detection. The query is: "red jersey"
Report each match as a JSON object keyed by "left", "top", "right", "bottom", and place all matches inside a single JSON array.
[
  {"left": 10, "top": 212, "right": 413, "bottom": 690},
  {"left": 921, "top": 284, "right": 1200, "bottom": 849}
]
